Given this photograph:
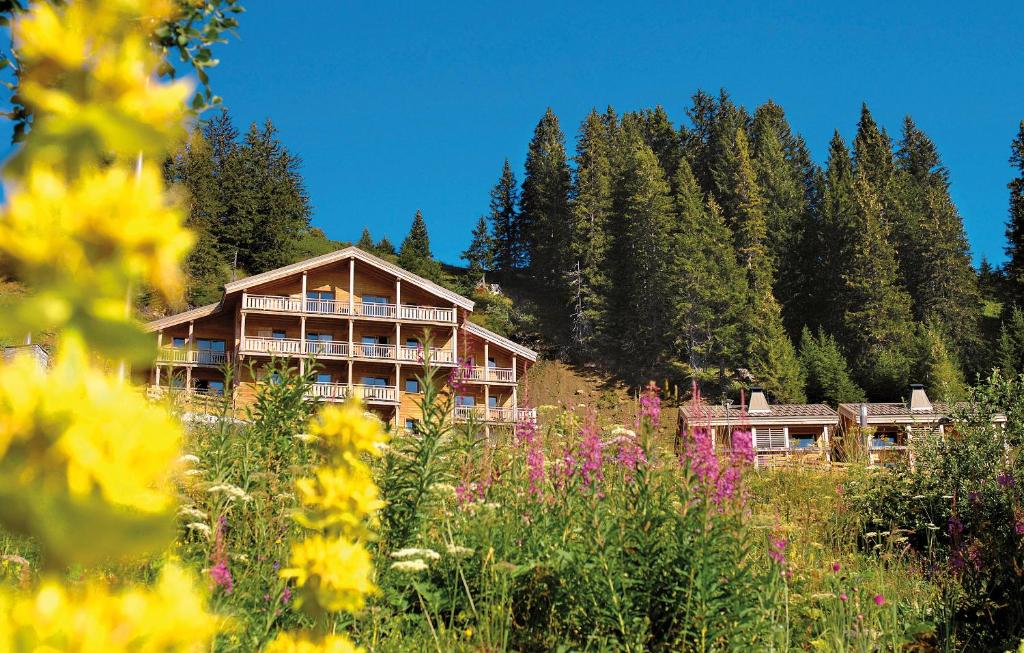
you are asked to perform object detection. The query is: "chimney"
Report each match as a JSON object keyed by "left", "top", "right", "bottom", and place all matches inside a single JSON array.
[
  {"left": 748, "top": 386, "right": 770, "bottom": 415},
  {"left": 909, "top": 384, "right": 932, "bottom": 413}
]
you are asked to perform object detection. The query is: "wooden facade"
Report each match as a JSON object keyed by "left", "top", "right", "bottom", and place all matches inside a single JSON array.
[{"left": 140, "top": 247, "right": 538, "bottom": 430}]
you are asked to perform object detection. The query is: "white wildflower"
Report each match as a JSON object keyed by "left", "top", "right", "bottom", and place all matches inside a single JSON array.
[
  {"left": 429, "top": 483, "right": 457, "bottom": 498},
  {"left": 186, "top": 522, "right": 212, "bottom": 539},
  {"left": 391, "top": 548, "right": 441, "bottom": 561},
  {"left": 183, "top": 469, "right": 204, "bottom": 477},
  {"left": 483, "top": 502, "right": 501, "bottom": 511},
  {"left": 446, "top": 545, "right": 474, "bottom": 559},
  {"left": 177, "top": 506, "right": 208, "bottom": 521},
  {"left": 177, "top": 454, "right": 201, "bottom": 466},
  {"left": 390, "top": 559, "right": 429, "bottom": 574},
  {"left": 293, "top": 432, "right": 318, "bottom": 443},
  {"left": 207, "top": 483, "right": 251, "bottom": 502}
]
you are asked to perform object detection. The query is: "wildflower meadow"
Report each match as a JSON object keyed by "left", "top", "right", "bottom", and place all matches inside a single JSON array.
[{"left": 0, "top": 1, "right": 1023, "bottom": 652}]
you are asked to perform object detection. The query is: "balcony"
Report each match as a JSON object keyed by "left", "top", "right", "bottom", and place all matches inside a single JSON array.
[
  {"left": 306, "top": 382, "right": 398, "bottom": 404},
  {"left": 453, "top": 406, "right": 537, "bottom": 424},
  {"left": 156, "top": 347, "right": 229, "bottom": 366},
  {"left": 460, "top": 366, "right": 515, "bottom": 384},
  {"left": 243, "top": 294, "right": 456, "bottom": 323}
]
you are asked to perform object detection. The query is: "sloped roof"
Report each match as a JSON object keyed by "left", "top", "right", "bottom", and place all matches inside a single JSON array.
[
  {"left": 463, "top": 320, "right": 537, "bottom": 361},
  {"left": 681, "top": 401, "right": 838, "bottom": 426},
  {"left": 143, "top": 302, "right": 222, "bottom": 332},
  {"left": 222, "top": 246, "right": 474, "bottom": 310},
  {"left": 837, "top": 401, "right": 1006, "bottom": 424}
]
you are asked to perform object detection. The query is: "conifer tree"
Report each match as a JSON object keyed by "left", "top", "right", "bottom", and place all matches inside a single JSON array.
[
  {"left": 842, "top": 172, "right": 916, "bottom": 398},
  {"left": 671, "top": 160, "right": 748, "bottom": 384},
  {"left": 462, "top": 216, "right": 494, "bottom": 276},
  {"left": 356, "top": 227, "right": 375, "bottom": 251},
  {"left": 913, "top": 323, "right": 966, "bottom": 401},
  {"left": 398, "top": 210, "right": 443, "bottom": 281},
  {"left": 488, "top": 159, "right": 523, "bottom": 271},
  {"left": 606, "top": 133, "right": 677, "bottom": 384},
  {"left": 815, "top": 132, "right": 858, "bottom": 335},
  {"left": 729, "top": 129, "right": 805, "bottom": 402},
  {"left": 998, "top": 305, "right": 1024, "bottom": 376},
  {"left": 567, "top": 109, "right": 614, "bottom": 357},
  {"left": 798, "top": 327, "right": 865, "bottom": 405},
  {"left": 635, "top": 105, "right": 681, "bottom": 179},
  {"left": 1004, "top": 121, "right": 1024, "bottom": 304},
  {"left": 376, "top": 236, "right": 396, "bottom": 258},
  {"left": 520, "top": 108, "right": 572, "bottom": 291},
  {"left": 853, "top": 103, "right": 896, "bottom": 199}
]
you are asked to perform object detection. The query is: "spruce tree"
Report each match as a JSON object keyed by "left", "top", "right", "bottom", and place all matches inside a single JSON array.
[
  {"left": 567, "top": 109, "right": 614, "bottom": 357},
  {"left": 913, "top": 323, "right": 966, "bottom": 401},
  {"left": 520, "top": 108, "right": 572, "bottom": 290},
  {"left": 852, "top": 103, "right": 896, "bottom": 199},
  {"left": 798, "top": 327, "right": 866, "bottom": 405},
  {"left": 841, "top": 172, "right": 916, "bottom": 398},
  {"left": 815, "top": 131, "right": 858, "bottom": 336},
  {"left": 998, "top": 306, "right": 1024, "bottom": 376},
  {"left": 356, "top": 227, "right": 375, "bottom": 252},
  {"left": 488, "top": 159, "right": 522, "bottom": 271},
  {"left": 1004, "top": 121, "right": 1024, "bottom": 304},
  {"left": 462, "top": 216, "right": 494, "bottom": 276},
  {"left": 635, "top": 105, "right": 681, "bottom": 179},
  {"left": 671, "top": 160, "right": 748, "bottom": 386},
  {"left": 729, "top": 129, "right": 805, "bottom": 402},
  {"left": 606, "top": 132, "right": 677, "bottom": 384},
  {"left": 398, "top": 210, "right": 443, "bottom": 281},
  {"left": 376, "top": 236, "right": 396, "bottom": 258}
]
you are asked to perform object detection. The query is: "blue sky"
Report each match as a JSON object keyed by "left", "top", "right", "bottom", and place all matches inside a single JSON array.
[{"left": 207, "top": 2, "right": 1021, "bottom": 265}]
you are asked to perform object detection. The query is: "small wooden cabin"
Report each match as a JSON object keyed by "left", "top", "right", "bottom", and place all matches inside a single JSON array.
[{"left": 678, "top": 387, "right": 839, "bottom": 467}]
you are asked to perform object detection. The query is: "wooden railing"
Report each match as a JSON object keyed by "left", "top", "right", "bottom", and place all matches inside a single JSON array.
[
  {"left": 303, "top": 340, "right": 350, "bottom": 358},
  {"left": 156, "top": 347, "right": 229, "bottom": 366},
  {"left": 352, "top": 384, "right": 398, "bottom": 403},
  {"left": 462, "top": 366, "right": 515, "bottom": 383},
  {"left": 354, "top": 343, "right": 396, "bottom": 359},
  {"left": 241, "top": 336, "right": 303, "bottom": 355},
  {"left": 453, "top": 406, "right": 537, "bottom": 423},
  {"left": 241, "top": 337, "right": 453, "bottom": 364},
  {"left": 307, "top": 382, "right": 349, "bottom": 401},
  {"left": 243, "top": 294, "right": 455, "bottom": 323}
]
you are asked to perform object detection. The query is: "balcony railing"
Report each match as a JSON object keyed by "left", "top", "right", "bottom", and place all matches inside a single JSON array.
[
  {"left": 461, "top": 366, "right": 515, "bottom": 383},
  {"left": 156, "top": 347, "right": 229, "bottom": 366},
  {"left": 242, "top": 336, "right": 304, "bottom": 355},
  {"left": 304, "top": 382, "right": 398, "bottom": 404},
  {"left": 303, "top": 340, "right": 350, "bottom": 358},
  {"left": 354, "top": 343, "right": 396, "bottom": 359},
  {"left": 453, "top": 406, "right": 537, "bottom": 424},
  {"left": 243, "top": 294, "right": 456, "bottom": 323},
  {"left": 241, "top": 337, "right": 453, "bottom": 364}
]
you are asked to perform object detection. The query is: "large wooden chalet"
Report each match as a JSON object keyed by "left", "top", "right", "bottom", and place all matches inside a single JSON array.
[{"left": 140, "top": 246, "right": 538, "bottom": 430}]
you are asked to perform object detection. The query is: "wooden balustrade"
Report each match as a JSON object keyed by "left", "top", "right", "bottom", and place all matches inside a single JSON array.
[{"left": 243, "top": 293, "right": 455, "bottom": 323}]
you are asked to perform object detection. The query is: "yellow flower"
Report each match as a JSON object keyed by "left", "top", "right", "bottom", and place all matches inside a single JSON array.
[
  {"left": 294, "top": 465, "right": 384, "bottom": 536},
  {"left": 264, "top": 631, "right": 363, "bottom": 653},
  {"left": 281, "top": 534, "right": 375, "bottom": 613},
  {"left": 0, "top": 344, "right": 182, "bottom": 565},
  {"left": 307, "top": 402, "right": 387, "bottom": 462},
  {"left": 0, "top": 563, "right": 219, "bottom": 651}
]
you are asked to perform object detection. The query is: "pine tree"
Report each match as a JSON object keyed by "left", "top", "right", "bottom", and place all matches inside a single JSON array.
[
  {"left": 606, "top": 132, "right": 677, "bottom": 384},
  {"left": 356, "top": 227, "right": 375, "bottom": 251},
  {"left": 521, "top": 108, "right": 573, "bottom": 292},
  {"left": 913, "top": 323, "right": 966, "bottom": 401},
  {"left": 376, "top": 236, "right": 396, "bottom": 258},
  {"left": 998, "top": 306, "right": 1024, "bottom": 376},
  {"left": 399, "top": 210, "right": 432, "bottom": 265},
  {"left": 729, "top": 129, "right": 805, "bottom": 402},
  {"left": 635, "top": 105, "right": 681, "bottom": 179},
  {"left": 567, "top": 109, "right": 614, "bottom": 357},
  {"left": 798, "top": 327, "right": 865, "bottom": 405},
  {"left": 841, "top": 172, "right": 916, "bottom": 398},
  {"left": 671, "top": 160, "right": 748, "bottom": 385},
  {"left": 852, "top": 103, "right": 896, "bottom": 198},
  {"left": 488, "top": 159, "right": 523, "bottom": 271},
  {"left": 1004, "top": 121, "right": 1024, "bottom": 304},
  {"left": 815, "top": 131, "right": 858, "bottom": 335},
  {"left": 462, "top": 216, "right": 494, "bottom": 276}
]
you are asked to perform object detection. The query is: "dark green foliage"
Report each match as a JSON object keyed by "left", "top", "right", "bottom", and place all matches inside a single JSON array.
[
  {"left": 462, "top": 216, "right": 494, "bottom": 275},
  {"left": 398, "top": 210, "right": 445, "bottom": 283},
  {"left": 488, "top": 159, "right": 524, "bottom": 271},
  {"left": 997, "top": 306, "right": 1024, "bottom": 376},
  {"left": 376, "top": 235, "right": 396, "bottom": 258},
  {"left": 520, "top": 108, "right": 573, "bottom": 294},
  {"left": 1004, "top": 121, "right": 1024, "bottom": 305},
  {"left": 799, "top": 327, "right": 865, "bottom": 405},
  {"left": 356, "top": 227, "right": 375, "bottom": 251}
]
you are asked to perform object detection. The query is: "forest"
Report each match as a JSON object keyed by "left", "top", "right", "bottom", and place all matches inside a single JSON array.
[{"left": 171, "top": 95, "right": 1024, "bottom": 406}]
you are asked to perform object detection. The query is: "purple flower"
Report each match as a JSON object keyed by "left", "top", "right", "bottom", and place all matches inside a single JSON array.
[
  {"left": 209, "top": 561, "right": 232, "bottom": 594},
  {"left": 873, "top": 594, "right": 885, "bottom": 606},
  {"left": 839, "top": 593, "right": 848, "bottom": 602},
  {"left": 832, "top": 562, "right": 841, "bottom": 573},
  {"left": 577, "top": 412, "right": 603, "bottom": 489},
  {"left": 769, "top": 534, "right": 787, "bottom": 566},
  {"left": 685, "top": 427, "right": 719, "bottom": 487},
  {"left": 639, "top": 382, "right": 662, "bottom": 427},
  {"left": 948, "top": 516, "right": 964, "bottom": 537},
  {"left": 730, "top": 428, "right": 755, "bottom": 466},
  {"left": 998, "top": 471, "right": 1015, "bottom": 488},
  {"left": 209, "top": 515, "right": 233, "bottom": 594},
  {"left": 281, "top": 586, "right": 292, "bottom": 604}
]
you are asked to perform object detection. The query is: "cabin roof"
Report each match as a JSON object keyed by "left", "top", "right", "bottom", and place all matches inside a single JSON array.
[
  {"left": 222, "top": 246, "right": 474, "bottom": 310},
  {"left": 680, "top": 401, "right": 838, "bottom": 426},
  {"left": 837, "top": 401, "right": 1006, "bottom": 424},
  {"left": 463, "top": 320, "right": 538, "bottom": 361},
  {"left": 143, "top": 301, "right": 223, "bottom": 332}
]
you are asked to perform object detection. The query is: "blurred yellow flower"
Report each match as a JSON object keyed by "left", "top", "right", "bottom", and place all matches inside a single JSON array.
[
  {"left": 281, "top": 534, "right": 375, "bottom": 613},
  {"left": 308, "top": 402, "right": 387, "bottom": 462},
  {"left": 0, "top": 563, "right": 219, "bottom": 651},
  {"left": 264, "top": 632, "right": 363, "bottom": 653},
  {"left": 294, "top": 465, "right": 384, "bottom": 536}
]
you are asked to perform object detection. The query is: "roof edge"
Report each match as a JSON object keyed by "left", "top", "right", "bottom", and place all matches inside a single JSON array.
[
  {"left": 464, "top": 320, "right": 538, "bottom": 361},
  {"left": 144, "top": 302, "right": 222, "bottom": 332}
]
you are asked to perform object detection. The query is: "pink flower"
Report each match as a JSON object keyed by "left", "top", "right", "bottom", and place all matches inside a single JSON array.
[
  {"left": 209, "top": 515, "right": 233, "bottom": 594},
  {"left": 639, "top": 382, "right": 661, "bottom": 427},
  {"left": 769, "top": 534, "right": 787, "bottom": 567},
  {"left": 730, "top": 428, "right": 755, "bottom": 465},
  {"left": 577, "top": 412, "right": 603, "bottom": 489},
  {"left": 873, "top": 594, "right": 885, "bottom": 606},
  {"left": 839, "top": 593, "right": 848, "bottom": 602},
  {"left": 832, "top": 562, "right": 841, "bottom": 573}
]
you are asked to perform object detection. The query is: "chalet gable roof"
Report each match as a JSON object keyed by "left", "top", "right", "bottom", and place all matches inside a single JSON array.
[
  {"left": 223, "top": 246, "right": 474, "bottom": 310},
  {"left": 464, "top": 320, "right": 538, "bottom": 361},
  {"left": 680, "top": 401, "right": 838, "bottom": 427},
  {"left": 143, "top": 301, "right": 222, "bottom": 332}
]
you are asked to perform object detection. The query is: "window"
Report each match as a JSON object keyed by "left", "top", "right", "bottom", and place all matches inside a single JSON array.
[
  {"left": 305, "top": 290, "right": 334, "bottom": 312},
  {"left": 269, "top": 371, "right": 283, "bottom": 385},
  {"left": 404, "top": 418, "right": 418, "bottom": 431},
  {"left": 306, "top": 290, "right": 334, "bottom": 300},
  {"left": 361, "top": 295, "right": 389, "bottom": 304},
  {"left": 404, "top": 378, "right": 420, "bottom": 393},
  {"left": 306, "top": 332, "right": 332, "bottom": 354},
  {"left": 791, "top": 435, "right": 815, "bottom": 450},
  {"left": 172, "top": 337, "right": 186, "bottom": 348},
  {"left": 488, "top": 357, "right": 496, "bottom": 368},
  {"left": 195, "top": 338, "right": 225, "bottom": 352},
  {"left": 208, "top": 380, "right": 225, "bottom": 395},
  {"left": 405, "top": 338, "right": 419, "bottom": 349},
  {"left": 361, "top": 335, "right": 389, "bottom": 345},
  {"left": 361, "top": 335, "right": 388, "bottom": 357},
  {"left": 272, "top": 330, "right": 286, "bottom": 340},
  {"left": 194, "top": 379, "right": 224, "bottom": 395},
  {"left": 488, "top": 395, "right": 498, "bottom": 408},
  {"left": 360, "top": 376, "right": 388, "bottom": 387},
  {"left": 316, "top": 373, "right": 332, "bottom": 384},
  {"left": 456, "top": 395, "right": 475, "bottom": 407}
]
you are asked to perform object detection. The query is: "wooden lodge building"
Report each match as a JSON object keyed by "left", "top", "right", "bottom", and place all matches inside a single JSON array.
[
  {"left": 678, "top": 387, "right": 838, "bottom": 466},
  {"left": 140, "top": 246, "right": 538, "bottom": 430}
]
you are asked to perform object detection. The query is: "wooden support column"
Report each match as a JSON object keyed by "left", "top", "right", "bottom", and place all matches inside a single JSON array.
[
  {"left": 512, "top": 355, "right": 517, "bottom": 383},
  {"left": 822, "top": 425, "right": 831, "bottom": 462},
  {"left": 155, "top": 331, "right": 163, "bottom": 386},
  {"left": 484, "top": 383, "right": 490, "bottom": 421},
  {"left": 347, "top": 360, "right": 353, "bottom": 391},
  {"left": 299, "top": 315, "right": 306, "bottom": 374},
  {"left": 452, "top": 325, "right": 458, "bottom": 362},
  {"left": 155, "top": 365, "right": 161, "bottom": 387},
  {"left": 348, "top": 319, "right": 354, "bottom": 359},
  {"left": 187, "top": 320, "right": 194, "bottom": 349},
  {"left": 395, "top": 279, "right": 401, "bottom": 314},
  {"left": 348, "top": 258, "right": 355, "bottom": 314},
  {"left": 483, "top": 342, "right": 489, "bottom": 381},
  {"left": 301, "top": 270, "right": 308, "bottom": 311},
  {"left": 512, "top": 385, "right": 518, "bottom": 413}
]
